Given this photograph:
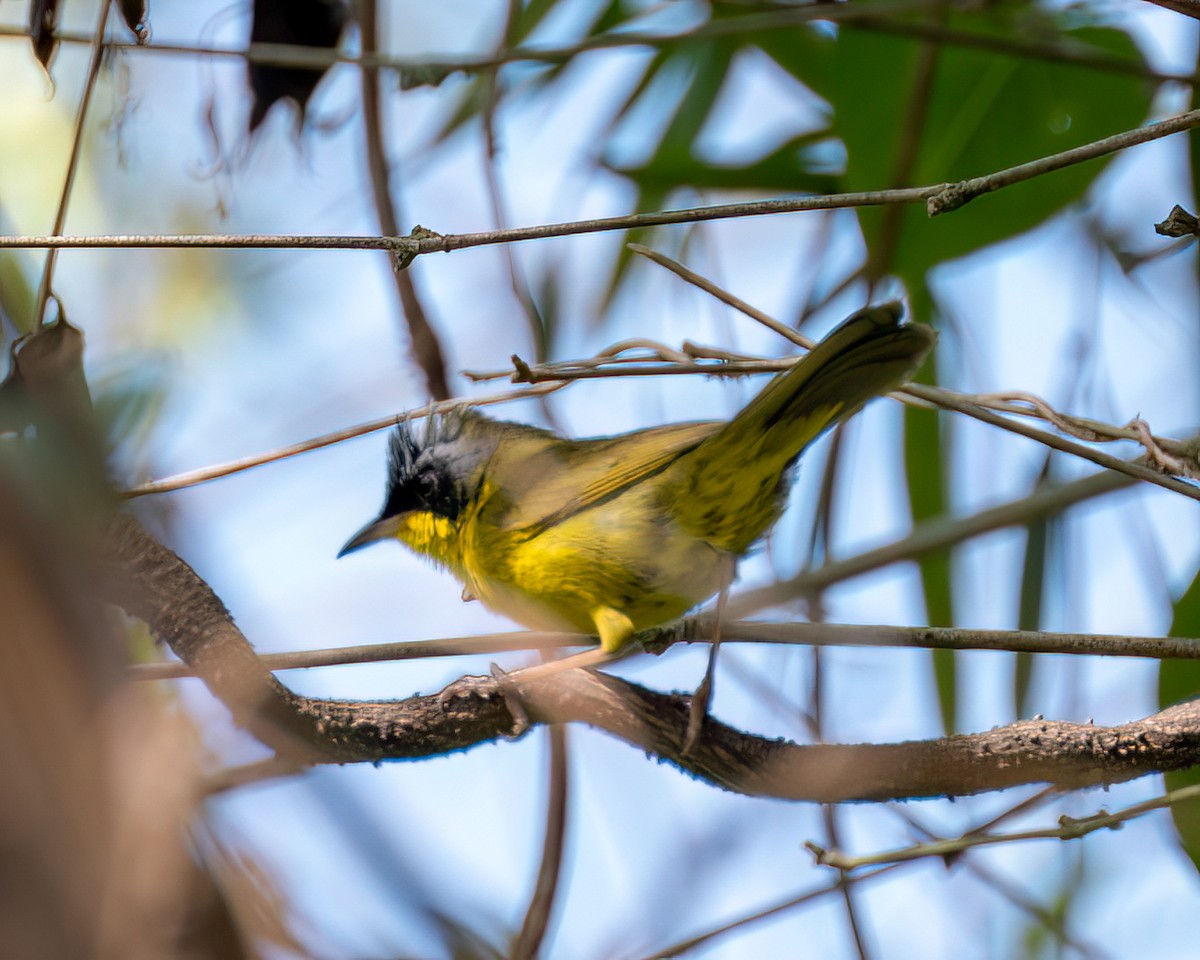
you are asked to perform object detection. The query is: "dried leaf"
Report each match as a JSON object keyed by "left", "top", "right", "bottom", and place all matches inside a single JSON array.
[
  {"left": 248, "top": 0, "right": 351, "bottom": 132},
  {"left": 28, "top": 0, "right": 60, "bottom": 72},
  {"left": 118, "top": 0, "right": 150, "bottom": 44}
]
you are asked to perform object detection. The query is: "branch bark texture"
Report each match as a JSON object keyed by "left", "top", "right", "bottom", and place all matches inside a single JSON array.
[{"left": 101, "top": 514, "right": 1200, "bottom": 801}]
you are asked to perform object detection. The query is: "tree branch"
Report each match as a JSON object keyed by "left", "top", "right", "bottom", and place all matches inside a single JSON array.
[
  {"left": 809, "top": 783, "right": 1200, "bottom": 869},
  {"left": 926, "top": 109, "right": 1200, "bottom": 214},
  {"left": 128, "top": 619, "right": 1200, "bottom": 682},
  {"left": 4, "top": 3, "right": 1188, "bottom": 87},
  {"left": 5, "top": 105, "right": 1198, "bottom": 258},
  {"left": 101, "top": 515, "right": 1200, "bottom": 802}
]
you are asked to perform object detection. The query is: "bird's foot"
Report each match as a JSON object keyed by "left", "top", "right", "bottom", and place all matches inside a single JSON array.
[{"left": 489, "top": 662, "right": 531, "bottom": 738}]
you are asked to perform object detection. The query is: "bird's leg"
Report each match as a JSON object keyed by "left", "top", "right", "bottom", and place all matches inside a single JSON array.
[
  {"left": 684, "top": 555, "right": 736, "bottom": 755},
  {"left": 505, "top": 646, "right": 623, "bottom": 684},
  {"left": 505, "top": 605, "right": 636, "bottom": 684},
  {"left": 490, "top": 662, "right": 531, "bottom": 737}
]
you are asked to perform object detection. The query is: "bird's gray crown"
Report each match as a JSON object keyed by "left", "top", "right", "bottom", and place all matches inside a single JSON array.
[{"left": 380, "top": 408, "right": 498, "bottom": 522}]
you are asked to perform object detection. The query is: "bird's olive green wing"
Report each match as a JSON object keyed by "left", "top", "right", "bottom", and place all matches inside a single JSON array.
[{"left": 494, "top": 420, "right": 721, "bottom": 536}]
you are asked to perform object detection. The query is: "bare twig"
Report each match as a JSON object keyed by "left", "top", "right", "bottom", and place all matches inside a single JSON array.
[
  {"left": 2, "top": 2, "right": 1188, "bottom": 86},
  {"left": 202, "top": 757, "right": 310, "bottom": 796},
  {"left": 732, "top": 468, "right": 1133, "bottom": 615},
  {"left": 629, "top": 243, "right": 814, "bottom": 347},
  {"left": 629, "top": 245, "right": 1200, "bottom": 502},
  {"left": 632, "top": 244, "right": 1192, "bottom": 460},
  {"left": 903, "top": 383, "right": 1200, "bottom": 504},
  {"left": 0, "top": 187, "right": 940, "bottom": 253},
  {"left": 120, "top": 383, "right": 565, "bottom": 497},
  {"left": 129, "top": 616, "right": 1200, "bottom": 682},
  {"left": 642, "top": 865, "right": 905, "bottom": 959},
  {"left": 101, "top": 515, "right": 1200, "bottom": 800},
  {"left": 851, "top": 16, "right": 1198, "bottom": 87},
  {"left": 927, "top": 109, "right": 1200, "bottom": 214},
  {"left": 512, "top": 724, "right": 569, "bottom": 960},
  {"left": 129, "top": 630, "right": 584, "bottom": 679},
  {"left": 890, "top": 806, "right": 1110, "bottom": 960},
  {"left": 493, "top": 354, "right": 1200, "bottom": 502},
  {"left": 808, "top": 784, "right": 1200, "bottom": 869},
  {"left": 6, "top": 101, "right": 1199, "bottom": 261},
  {"left": 33, "top": 0, "right": 113, "bottom": 329}
]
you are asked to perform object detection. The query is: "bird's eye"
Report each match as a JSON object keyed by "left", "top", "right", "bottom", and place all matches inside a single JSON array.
[{"left": 414, "top": 465, "right": 461, "bottom": 519}]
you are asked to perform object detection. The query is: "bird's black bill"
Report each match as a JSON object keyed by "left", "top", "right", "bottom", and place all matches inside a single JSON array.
[{"left": 338, "top": 515, "right": 402, "bottom": 558}]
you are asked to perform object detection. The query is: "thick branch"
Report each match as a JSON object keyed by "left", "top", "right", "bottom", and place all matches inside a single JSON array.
[
  {"left": 100, "top": 515, "right": 1200, "bottom": 801},
  {"left": 513, "top": 672, "right": 1200, "bottom": 801}
]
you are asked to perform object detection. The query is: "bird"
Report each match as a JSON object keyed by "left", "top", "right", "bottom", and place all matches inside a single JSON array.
[{"left": 339, "top": 302, "right": 934, "bottom": 661}]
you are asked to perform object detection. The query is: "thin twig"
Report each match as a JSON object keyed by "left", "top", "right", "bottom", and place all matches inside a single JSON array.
[
  {"left": 629, "top": 245, "right": 1182, "bottom": 446},
  {"left": 0, "top": 187, "right": 941, "bottom": 252},
  {"left": 128, "top": 630, "right": 585, "bottom": 679},
  {"left": 493, "top": 349, "right": 1196, "bottom": 493},
  {"left": 512, "top": 723, "right": 569, "bottom": 960},
  {"left": 808, "top": 783, "right": 1200, "bottom": 870},
  {"left": 509, "top": 357, "right": 787, "bottom": 380},
  {"left": 890, "top": 805, "right": 1110, "bottom": 960},
  {"left": 202, "top": 757, "right": 310, "bottom": 796},
  {"left": 904, "top": 383, "right": 1200, "bottom": 504},
  {"left": 6, "top": 101, "right": 1199, "bottom": 257},
  {"left": 2, "top": 2, "right": 1189, "bottom": 86},
  {"left": 33, "top": 0, "right": 113, "bottom": 328},
  {"left": 630, "top": 245, "right": 1200, "bottom": 502},
  {"left": 641, "top": 865, "right": 904, "bottom": 959},
  {"left": 851, "top": 16, "right": 1198, "bottom": 86},
  {"left": 120, "top": 383, "right": 565, "bottom": 497},
  {"left": 128, "top": 616, "right": 1200, "bottom": 683},
  {"left": 0, "top": 2, "right": 977, "bottom": 77},
  {"left": 629, "top": 243, "right": 813, "bottom": 347},
  {"left": 927, "top": 108, "right": 1200, "bottom": 214},
  {"left": 731, "top": 468, "right": 1133, "bottom": 616}
]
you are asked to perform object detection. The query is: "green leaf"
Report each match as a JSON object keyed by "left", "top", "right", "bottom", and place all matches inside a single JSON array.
[
  {"left": 511, "top": 0, "right": 563, "bottom": 45},
  {"left": 1014, "top": 455, "right": 1054, "bottom": 718},
  {"left": 599, "top": 38, "right": 739, "bottom": 310},
  {"left": 607, "top": 131, "right": 841, "bottom": 193},
  {"left": 0, "top": 252, "right": 36, "bottom": 337},
  {"left": 1191, "top": 51, "right": 1200, "bottom": 294},
  {"left": 1161, "top": 567, "right": 1200, "bottom": 874},
  {"left": 904, "top": 291, "right": 956, "bottom": 733},
  {"left": 826, "top": 12, "right": 1153, "bottom": 288},
  {"left": 0, "top": 206, "right": 37, "bottom": 336}
]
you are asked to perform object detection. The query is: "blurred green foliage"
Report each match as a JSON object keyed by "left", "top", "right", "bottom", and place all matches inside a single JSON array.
[{"left": 1161, "top": 571, "right": 1200, "bottom": 873}]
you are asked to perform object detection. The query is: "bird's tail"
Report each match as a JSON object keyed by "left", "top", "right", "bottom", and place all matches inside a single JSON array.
[{"left": 668, "top": 302, "right": 936, "bottom": 552}]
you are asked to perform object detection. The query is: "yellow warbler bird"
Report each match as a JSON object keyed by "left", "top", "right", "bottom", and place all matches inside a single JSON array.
[{"left": 340, "top": 303, "right": 934, "bottom": 654}]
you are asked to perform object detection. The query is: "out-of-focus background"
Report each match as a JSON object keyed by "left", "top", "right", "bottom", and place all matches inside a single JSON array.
[{"left": 2, "top": 1, "right": 1200, "bottom": 957}]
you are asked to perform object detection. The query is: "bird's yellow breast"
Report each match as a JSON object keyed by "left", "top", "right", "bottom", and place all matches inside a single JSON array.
[{"left": 454, "top": 476, "right": 727, "bottom": 637}]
